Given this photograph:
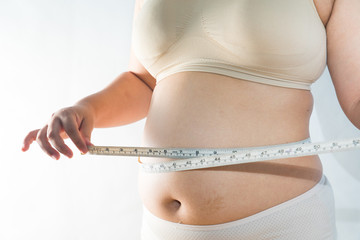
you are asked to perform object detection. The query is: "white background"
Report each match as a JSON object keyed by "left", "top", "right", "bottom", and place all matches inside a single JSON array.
[{"left": 0, "top": 0, "right": 359, "bottom": 239}]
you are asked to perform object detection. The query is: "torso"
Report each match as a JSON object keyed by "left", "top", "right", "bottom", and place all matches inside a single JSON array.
[{"left": 138, "top": 0, "right": 334, "bottom": 225}]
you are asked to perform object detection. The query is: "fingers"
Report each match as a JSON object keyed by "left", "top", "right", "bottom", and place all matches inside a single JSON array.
[
  {"left": 23, "top": 124, "right": 72, "bottom": 160},
  {"left": 23, "top": 106, "right": 95, "bottom": 159},
  {"left": 36, "top": 125, "right": 61, "bottom": 160},
  {"left": 61, "top": 116, "right": 89, "bottom": 154},
  {"left": 22, "top": 129, "right": 40, "bottom": 152},
  {"left": 79, "top": 118, "right": 94, "bottom": 149},
  {"left": 22, "top": 128, "right": 60, "bottom": 159},
  {"left": 47, "top": 118, "right": 73, "bottom": 158}
]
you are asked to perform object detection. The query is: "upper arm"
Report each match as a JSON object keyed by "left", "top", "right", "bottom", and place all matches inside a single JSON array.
[
  {"left": 326, "top": 0, "right": 360, "bottom": 117},
  {"left": 128, "top": 0, "right": 156, "bottom": 90}
]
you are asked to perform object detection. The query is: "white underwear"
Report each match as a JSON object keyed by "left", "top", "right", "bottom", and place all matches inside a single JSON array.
[{"left": 141, "top": 175, "right": 337, "bottom": 240}]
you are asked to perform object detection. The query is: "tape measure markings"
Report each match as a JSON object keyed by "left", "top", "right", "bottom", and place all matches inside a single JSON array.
[{"left": 88, "top": 138, "right": 360, "bottom": 173}]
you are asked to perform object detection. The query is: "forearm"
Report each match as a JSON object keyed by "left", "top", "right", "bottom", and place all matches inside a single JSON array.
[{"left": 76, "top": 71, "right": 153, "bottom": 128}]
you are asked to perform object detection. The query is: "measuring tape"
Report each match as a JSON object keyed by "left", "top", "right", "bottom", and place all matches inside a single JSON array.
[{"left": 88, "top": 138, "right": 360, "bottom": 173}]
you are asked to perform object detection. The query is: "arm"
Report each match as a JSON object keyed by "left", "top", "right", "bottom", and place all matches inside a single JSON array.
[
  {"left": 326, "top": 0, "right": 360, "bottom": 129},
  {"left": 78, "top": 0, "right": 155, "bottom": 127},
  {"left": 77, "top": 66, "right": 155, "bottom": 128},
  {"left": 22, "top": 0, "right": 156, "bottom": 159}
]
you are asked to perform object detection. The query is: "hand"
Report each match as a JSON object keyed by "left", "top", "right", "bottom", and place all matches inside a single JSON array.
[{"left": 22, "top": 104, "right": 95, "bottom": 160}]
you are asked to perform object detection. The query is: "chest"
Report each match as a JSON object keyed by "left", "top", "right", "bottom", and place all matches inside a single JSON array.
[{"left": 134, "top": 0, "right": 324, "bottom": 58}]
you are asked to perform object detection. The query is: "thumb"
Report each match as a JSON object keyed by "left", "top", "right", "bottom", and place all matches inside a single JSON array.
[
  {"left": 79, "top": 119, "right": 94, "bottom": 148},
  {"left": 85, "top": 138, "right": 94, "bottom": 147}
]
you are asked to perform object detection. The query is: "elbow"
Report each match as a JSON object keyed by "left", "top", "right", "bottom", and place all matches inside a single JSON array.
[{"left": 128, "top": 71, "right": 156, "bottom": 92}]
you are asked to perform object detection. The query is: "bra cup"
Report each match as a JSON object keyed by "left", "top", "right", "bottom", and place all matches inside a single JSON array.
[
  {"left": 133, "top": 0, "right": 194, "bottom": 67},
  {"left": 132, "top": 0, "right": 327, "bottom": 88},
  {"left": 200, "top": 0, "right": 319, "bottom": 68}
]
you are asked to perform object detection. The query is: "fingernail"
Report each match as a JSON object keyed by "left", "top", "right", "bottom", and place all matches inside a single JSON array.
[
  {"left": 51, "top": 155, "right": 58, "bottom": 160},
  {"left": 21, "top": 144, "right": 27, "bottom": 152}
]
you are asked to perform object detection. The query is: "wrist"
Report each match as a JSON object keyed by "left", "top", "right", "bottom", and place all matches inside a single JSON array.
[{"left": 74, "top": 99, "right": 98, "bottom": 124}]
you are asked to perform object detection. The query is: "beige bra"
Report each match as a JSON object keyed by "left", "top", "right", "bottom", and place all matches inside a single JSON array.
[{"left": 132, "top": 0, "right": 327, "bottom": 90}]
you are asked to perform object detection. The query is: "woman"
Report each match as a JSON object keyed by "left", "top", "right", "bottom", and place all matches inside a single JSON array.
[{"left": 23, "top": 0, "right": 359, "bottom": 239}]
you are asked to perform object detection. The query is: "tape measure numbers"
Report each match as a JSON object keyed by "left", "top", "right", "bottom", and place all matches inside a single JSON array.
[{"left": 88, "top": 138, "right": 360, "bottom": 173}]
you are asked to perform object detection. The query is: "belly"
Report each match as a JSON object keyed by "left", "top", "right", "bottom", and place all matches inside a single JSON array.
[{"left": 138, "top": 72, "right": 323, "bottom": 225}]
